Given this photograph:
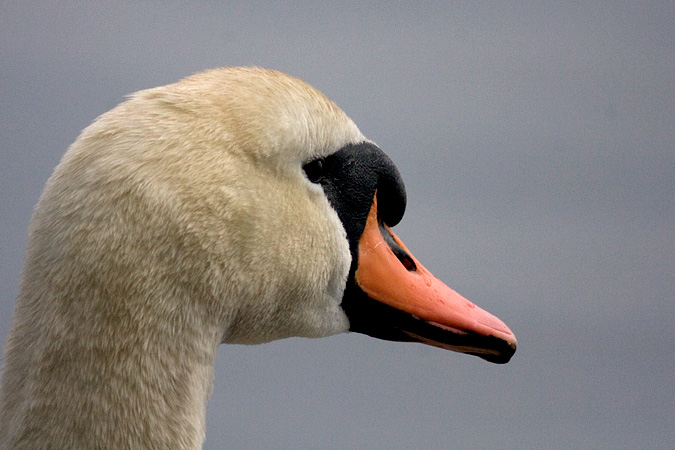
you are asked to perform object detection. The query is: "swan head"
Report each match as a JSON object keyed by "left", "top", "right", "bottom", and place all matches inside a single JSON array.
[{"left": 25, "top": 67, "right": 516, "bottom": 362}]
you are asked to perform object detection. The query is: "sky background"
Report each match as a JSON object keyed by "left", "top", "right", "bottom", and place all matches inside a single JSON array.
[{"left": 1, "top": 2, "right": 674, "bottom": 449}]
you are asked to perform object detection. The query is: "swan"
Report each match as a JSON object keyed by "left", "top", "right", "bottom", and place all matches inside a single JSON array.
[{"left": 0, "top": 67, "right": 516, "bottom": 448}]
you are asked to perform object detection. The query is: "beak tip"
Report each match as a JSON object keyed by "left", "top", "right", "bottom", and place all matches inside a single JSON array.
[{"left": 481, "top": 337, "right": 517, "bottom": 364}]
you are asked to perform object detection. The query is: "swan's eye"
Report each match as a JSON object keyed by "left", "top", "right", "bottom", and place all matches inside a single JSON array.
[{"left": 303, "top": 158, "right": 325, "bottom": 183}]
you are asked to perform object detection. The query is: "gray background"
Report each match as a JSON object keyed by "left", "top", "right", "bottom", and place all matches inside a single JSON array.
[{"left": 1, "top": 2, "right": 673, "bottom": 449}]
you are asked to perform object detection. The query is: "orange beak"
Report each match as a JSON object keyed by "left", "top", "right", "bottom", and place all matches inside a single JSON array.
[{"left": 354, "top": 196, "right": 517, "bottom": 363}]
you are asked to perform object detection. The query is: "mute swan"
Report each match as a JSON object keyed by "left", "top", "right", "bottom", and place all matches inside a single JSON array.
[{"left": 0, "top": 67, "right": 516, "bottom": 448}]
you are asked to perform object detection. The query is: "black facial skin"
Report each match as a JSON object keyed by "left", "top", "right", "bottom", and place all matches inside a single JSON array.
[
  {"left": 303, "top": 143, "right": 413, "bottom": 338},
  {"left": 304, "top": 142, "right": 406, "bottom": 254},
  {"left": 303, "top": 142, "right": 515, "bottom": 364}
]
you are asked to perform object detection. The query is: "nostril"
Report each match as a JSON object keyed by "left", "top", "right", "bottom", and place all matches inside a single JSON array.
[
  {"left": 400, "top": 253, "right": 416, "bottom": 272},
  {"left": 378, "top": 220, "right": 417, "bottom": 272}
]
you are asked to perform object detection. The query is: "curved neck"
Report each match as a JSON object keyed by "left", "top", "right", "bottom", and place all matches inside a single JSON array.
[{"left": 0, "top": 288, "right": 221, "bottom": 449}]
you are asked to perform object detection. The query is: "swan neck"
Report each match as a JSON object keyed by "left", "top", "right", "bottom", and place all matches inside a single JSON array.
[{"left": 0, "top": 288, "right": 221, "bottom": 449}]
